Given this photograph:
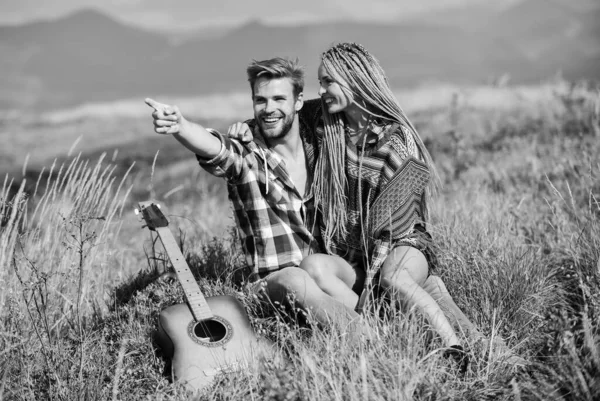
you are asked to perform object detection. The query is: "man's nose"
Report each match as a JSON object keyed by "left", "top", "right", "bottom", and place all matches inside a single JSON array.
[{"left": 264, "top": 100, "right": 276, "bottom": 113}]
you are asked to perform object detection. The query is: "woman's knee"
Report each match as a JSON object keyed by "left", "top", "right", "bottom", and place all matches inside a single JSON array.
[
  {"left": 380, "top": 267, "right": 414, "bottom": 293},
  {"left": 380, "top": 246, "right": 428, "bottom": 288}
]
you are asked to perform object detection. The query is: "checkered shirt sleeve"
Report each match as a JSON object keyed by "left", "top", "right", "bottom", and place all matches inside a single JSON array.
[{"left": 196, "top": 129, "right": 251, "bottom": 182}]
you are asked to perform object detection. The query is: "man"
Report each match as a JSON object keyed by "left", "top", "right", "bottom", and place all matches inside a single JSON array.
[{"left": 146, "top": 57, "right": 363, "bottom": 330}]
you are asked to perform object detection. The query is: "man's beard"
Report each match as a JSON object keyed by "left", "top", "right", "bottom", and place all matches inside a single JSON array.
[{"left": 257, "top": 110, "right": 296, "bottom": 140}]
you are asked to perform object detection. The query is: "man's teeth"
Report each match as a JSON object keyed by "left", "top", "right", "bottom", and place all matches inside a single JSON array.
[
  {"left": 264, "top": 117, "right": 280, "bottom": 123},
  {"left": 325, "top": 98, "right": 333, "bottom": 104}
]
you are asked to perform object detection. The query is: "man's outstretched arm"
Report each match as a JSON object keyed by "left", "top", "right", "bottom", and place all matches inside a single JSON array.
[{"left": 145, "top": 98, "right": 221, "bottom": 159}]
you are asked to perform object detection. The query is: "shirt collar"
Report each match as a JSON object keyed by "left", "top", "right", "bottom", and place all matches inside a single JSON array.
[{"left": 249, "top": 125, "right": 315, "bottom": 200}]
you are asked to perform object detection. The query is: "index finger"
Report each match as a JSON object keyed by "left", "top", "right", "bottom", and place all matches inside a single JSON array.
[{"left": 145, "top": 98, "right": 167, "bottom": 112}]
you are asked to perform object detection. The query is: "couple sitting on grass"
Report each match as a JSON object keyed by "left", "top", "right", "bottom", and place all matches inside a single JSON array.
[{"left": 146, "top": 42, "right": 519, "bottom": 372}]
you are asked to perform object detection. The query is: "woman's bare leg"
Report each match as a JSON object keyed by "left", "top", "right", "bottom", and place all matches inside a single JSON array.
[
  {"left": 379, "top": 246, "right": 460, "bottom": 347},
  {"left": 422, "top": 275, "right": 482, "bottom": 337}
]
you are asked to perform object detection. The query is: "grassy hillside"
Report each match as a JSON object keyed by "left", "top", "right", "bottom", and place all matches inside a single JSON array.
[{"left": 1, "top": 81, "right": 599, "bottom": 400}]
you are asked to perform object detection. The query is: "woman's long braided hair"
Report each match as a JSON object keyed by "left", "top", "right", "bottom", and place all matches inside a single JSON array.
[{"left": 314, "top": 42, "right": 440, "bottom": 252}]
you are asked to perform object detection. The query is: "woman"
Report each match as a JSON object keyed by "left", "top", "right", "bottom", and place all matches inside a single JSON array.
[{"left": 298, "top": 42, "right": 465, "bottom": 353}]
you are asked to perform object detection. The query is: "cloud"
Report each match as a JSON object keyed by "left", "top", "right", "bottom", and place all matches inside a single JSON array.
[{"left": 0, "top": 0, "right": 521, "bottom": 29}]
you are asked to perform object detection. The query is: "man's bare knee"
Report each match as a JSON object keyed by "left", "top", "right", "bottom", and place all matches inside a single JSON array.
[
  {"left": 264, "top": 267, "right": 312, "bottom": 302},
  {"left": 299, "top": 254, "right": 329, "bottom": 284}
]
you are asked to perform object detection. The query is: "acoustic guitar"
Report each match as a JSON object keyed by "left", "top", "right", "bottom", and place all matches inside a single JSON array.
[{"left": 137, "top": 201, "right": 269, "bottom": 392}]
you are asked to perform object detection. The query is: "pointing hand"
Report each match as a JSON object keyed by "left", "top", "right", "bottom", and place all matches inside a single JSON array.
[{"left": 145, "top": 98, "right": 184, "bottom": 135}]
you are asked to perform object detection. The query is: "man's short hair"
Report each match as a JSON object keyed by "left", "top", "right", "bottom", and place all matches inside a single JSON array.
[{"left": 246, "top": 57, "right": 304, "bottom": 98}]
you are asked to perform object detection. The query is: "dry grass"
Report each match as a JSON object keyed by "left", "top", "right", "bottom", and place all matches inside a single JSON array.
[{"left": 1, "top": 81, "right": 599, "bottom": 400}]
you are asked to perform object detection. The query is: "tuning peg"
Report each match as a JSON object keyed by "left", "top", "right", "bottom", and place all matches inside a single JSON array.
[{"left": 134, "top": 208, "right": 139, "bottom": 215}]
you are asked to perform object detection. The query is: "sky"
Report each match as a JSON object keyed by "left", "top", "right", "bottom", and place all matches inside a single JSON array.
[{"left": 0, "top": 0, "right": 521, "bottom": 30}]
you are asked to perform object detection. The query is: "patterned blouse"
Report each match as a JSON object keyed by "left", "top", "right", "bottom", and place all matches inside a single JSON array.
[{"left": 304, "top": 99, "right": 433, "bottom": 311}]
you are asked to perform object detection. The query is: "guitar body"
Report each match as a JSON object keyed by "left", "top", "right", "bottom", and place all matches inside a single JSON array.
[{"left": 156, "top": 295, "right": 269, "bottom": 391}]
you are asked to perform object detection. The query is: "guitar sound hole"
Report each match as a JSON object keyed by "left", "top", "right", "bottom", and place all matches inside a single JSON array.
[{"left": 193, "top": 320, "right": 228, "bottom": 343}]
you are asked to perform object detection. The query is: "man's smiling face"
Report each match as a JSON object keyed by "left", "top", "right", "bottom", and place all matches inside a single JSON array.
[{"left": 252, "top": 77, "right": 303, "bottom": 140}]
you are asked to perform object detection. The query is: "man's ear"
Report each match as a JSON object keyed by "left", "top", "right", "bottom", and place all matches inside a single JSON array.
[{"left": 295, "top": 92, "right": 304, "bottom": 111}]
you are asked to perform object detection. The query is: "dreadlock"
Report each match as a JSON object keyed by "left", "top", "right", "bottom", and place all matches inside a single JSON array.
[{"left": 314, "top": 42, "right": 441, "bottom": 252}]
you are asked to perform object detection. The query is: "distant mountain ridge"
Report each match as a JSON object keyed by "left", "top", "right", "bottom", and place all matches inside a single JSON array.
[{"left": 1, "top": 1, "right": 598, "bottom": 112}]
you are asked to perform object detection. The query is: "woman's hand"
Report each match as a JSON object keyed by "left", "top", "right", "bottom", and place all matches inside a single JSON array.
[{"left": 226, "top": 122, "right": 253, "bottom": 142}]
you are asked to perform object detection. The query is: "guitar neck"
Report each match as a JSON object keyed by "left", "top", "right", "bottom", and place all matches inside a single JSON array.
[{"left": 155, "top": 226, "right": 213, "bottom": 321}]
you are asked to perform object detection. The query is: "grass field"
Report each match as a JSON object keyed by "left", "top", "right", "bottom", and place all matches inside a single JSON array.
[{"left": 1, "top": 81, "right": 599, "bottom": 400}]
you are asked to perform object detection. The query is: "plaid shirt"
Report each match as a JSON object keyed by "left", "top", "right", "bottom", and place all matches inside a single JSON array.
[
  {"left": 309, "top": 102, "right": 431, "bottom": 312},
  {"left": 197, "top": 112, "right": 322, "bottom": 279}
]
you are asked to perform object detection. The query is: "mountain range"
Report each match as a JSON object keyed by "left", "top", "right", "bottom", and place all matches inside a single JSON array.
[{"left": 1, "top": 0, "right": 598, "bottom": 112}]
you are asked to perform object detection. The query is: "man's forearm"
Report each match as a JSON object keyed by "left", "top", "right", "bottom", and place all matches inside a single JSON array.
[{"left": 173, "top": 119, "right": 222, "bottom": 159}]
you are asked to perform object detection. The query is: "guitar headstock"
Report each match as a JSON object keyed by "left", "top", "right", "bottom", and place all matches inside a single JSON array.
[{"left": 136, "top": 201, "right": 168, "bottom": 231}]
